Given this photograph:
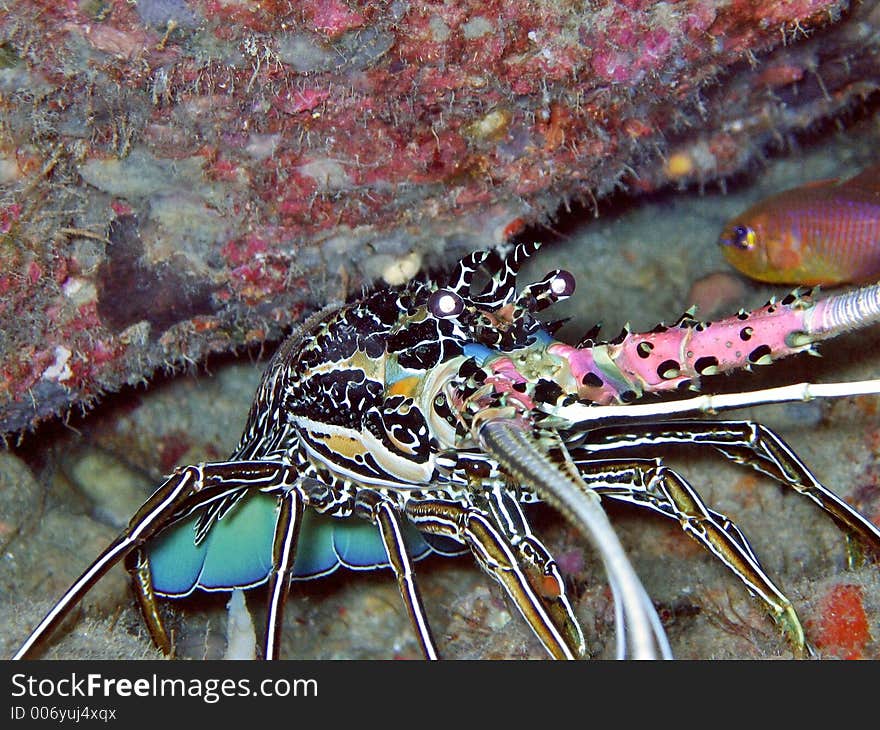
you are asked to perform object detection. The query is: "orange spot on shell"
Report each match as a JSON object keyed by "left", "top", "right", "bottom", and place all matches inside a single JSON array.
[{"left": 388, "top": 376, "right": 421, "bottom": 397}]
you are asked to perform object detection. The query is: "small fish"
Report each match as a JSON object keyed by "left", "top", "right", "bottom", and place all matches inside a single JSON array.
[{"left": 718, "top": 164, "right": 880, "bottom": 285}]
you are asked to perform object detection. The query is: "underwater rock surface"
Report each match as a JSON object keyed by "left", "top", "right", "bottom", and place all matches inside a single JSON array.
[
  {"left": 3, "top": 119, "right": 879, "bottom": 660},
  {"left": 2, "top": 1, "right": 880, "bottom": 432}
]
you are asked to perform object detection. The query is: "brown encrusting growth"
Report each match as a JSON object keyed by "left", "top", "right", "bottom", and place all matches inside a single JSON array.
[{"left": 1, "top": 0, "right": 878, "bottom": 434}]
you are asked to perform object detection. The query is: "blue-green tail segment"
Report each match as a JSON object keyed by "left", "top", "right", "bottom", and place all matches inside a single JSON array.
[{"left": 147, "top": 493, "right": 463, "bottom": 597}]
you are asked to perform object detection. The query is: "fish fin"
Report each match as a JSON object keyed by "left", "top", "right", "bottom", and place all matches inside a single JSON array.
[
  {"left": 841, "top": 163, "right": 880, "bottom": 195},
  {"left": 798, "top": 177, "right": 840, "bottom": 189}
]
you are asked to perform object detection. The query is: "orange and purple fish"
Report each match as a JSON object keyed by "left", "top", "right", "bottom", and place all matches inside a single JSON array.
[{"left": 718, "top": 164, "right": 880, "bottom": 286}]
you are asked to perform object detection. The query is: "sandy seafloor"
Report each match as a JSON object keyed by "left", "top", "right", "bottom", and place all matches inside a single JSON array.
[{"left": 2, "top": 115, "right": 880, "bottom": 662}]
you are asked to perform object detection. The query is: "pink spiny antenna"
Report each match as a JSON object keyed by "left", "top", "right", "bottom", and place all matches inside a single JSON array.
[{"left": 551, "top": 282, "right": 880, "bottom": 406}]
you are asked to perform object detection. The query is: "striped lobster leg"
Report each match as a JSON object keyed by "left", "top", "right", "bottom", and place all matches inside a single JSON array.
[
  {"left": 13, "top": 460, "right": 299, "bottom": 660},
  {"left": 263, "top": 489, "right": 304, "bottom": 660},
  {"left": 126, "top": 548, "right": 173, "bottom": 655},
  {"left": 130, "top": 486, "right": 306, "bottom": 660},
  {"left": 477, "top": 484, "right": 586, "bottom": 658},
  {"left": 570, "top": 456, "right": 807, "bottom": 652},
  {"left": 405, "top": 495, "right": 586, "bottom": 659},
  {"left": 354, "top": 490, "right": 439, "bottom": 660},
  {"left": 571, "top": 421, "right": 880, "bottom": 554}
]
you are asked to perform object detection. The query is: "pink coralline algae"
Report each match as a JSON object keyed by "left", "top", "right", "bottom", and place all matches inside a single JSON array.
[{"left": 1, "top": 0, "right": 878, "bottom": 433}]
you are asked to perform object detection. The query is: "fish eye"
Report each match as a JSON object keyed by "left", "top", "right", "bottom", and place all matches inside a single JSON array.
[
  {"left": 428, "top": 289, "right": 465, "bottom": 318},
  {"left": 732, "top": 225, "right": 756, "bottom": 250}
]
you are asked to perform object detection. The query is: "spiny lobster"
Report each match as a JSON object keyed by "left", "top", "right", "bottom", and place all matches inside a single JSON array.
[{"left": 13, "top": 242, "right": 880, "bottom": 659}]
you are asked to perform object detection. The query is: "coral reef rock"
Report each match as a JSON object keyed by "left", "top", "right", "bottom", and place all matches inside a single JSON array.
[{"left": 1, "top": 0, "right": 879, "bottom": 433}]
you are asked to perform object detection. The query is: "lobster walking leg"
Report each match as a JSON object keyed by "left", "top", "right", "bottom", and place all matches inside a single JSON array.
[
  {"left": 572, "top": 456, "right": 806, "bottom": 651},
  {"left": 478, "top": 485, "right": 586, "bottom": 658},
  {"left": 14, "top": 460, "right": 298, "bottom": 659},
  {"left": 405, "top": 497, "right": 584, "bottom": 659},
  {"left": 126, "top": 549, "right": 172, "bottom": 655},
  {"left": 355, "top": 490, "right": 439, "bottom": 660},
  {"left": 573, "top": 421, "right": 880, "bottom": 551},
  {"left": 264, "top": 489, "right": 305, "bottom": 660},
  {"left": 477, "top": 419, "right": 671, "bottom": 658}
]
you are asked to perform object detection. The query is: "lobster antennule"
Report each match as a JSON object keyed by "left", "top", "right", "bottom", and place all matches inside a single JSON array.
[{"left": 447, "top": 250, "right": 492, "bottom": 297}]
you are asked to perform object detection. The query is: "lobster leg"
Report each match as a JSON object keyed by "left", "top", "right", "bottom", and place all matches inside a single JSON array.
[
  {"left": 405, "top": 496, "right": 585, "bottom": 659},
  {"left": 572, "top": 420, "right": 880, "bottom": 552},
  {"left": 478, "top": 484, "right": 586, "bottom": 658},
  {"left": 478, "top": 419, "right": 671, "bottom": 659},
  {"left": 13, "top": 460, "right": 297, "bottom": 659},
  {"left": 355, "top": 490, "right": 439, "bottom": 660},
  {"left": 126, "top": 548, "right": 172, "bottom": 655},
  {"left": 128, "top": 486, "right": 305, "bottom": 660},
  {"left": 572, "top": 456, "right": 806, "bottom": 653},
  {"left": 264, "top": 489, "right": 305, "bottom": 660}
]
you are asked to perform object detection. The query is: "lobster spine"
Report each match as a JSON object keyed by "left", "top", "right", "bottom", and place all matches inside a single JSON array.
[{"left": 551, "top": 283, "right": 880, "bottom": 405}]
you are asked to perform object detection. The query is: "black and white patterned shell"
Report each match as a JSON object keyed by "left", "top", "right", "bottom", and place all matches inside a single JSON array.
[{"left": 232, "top": 244, "right": 575, "bottom": 490}]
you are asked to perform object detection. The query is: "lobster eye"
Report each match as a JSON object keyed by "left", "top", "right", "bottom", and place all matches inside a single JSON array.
[
  {"left": 549, "top": 270, "right": 575, "bottom": 298},
  {"left": 732, "top": 225, "right": 755, "bottom": 250},
  {"left": 428, "top": 289, "right": 465, "bottom": 318}
]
